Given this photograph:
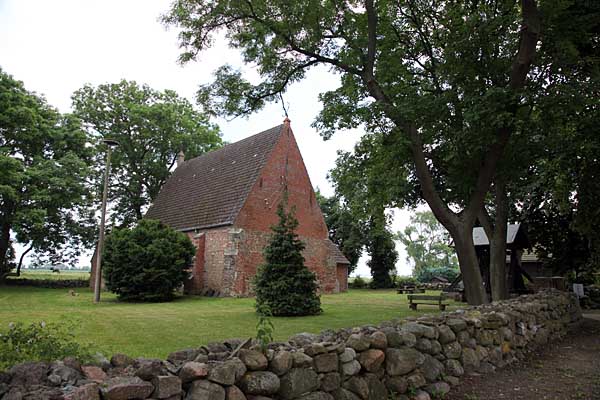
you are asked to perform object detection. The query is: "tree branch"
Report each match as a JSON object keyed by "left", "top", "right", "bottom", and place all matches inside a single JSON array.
[
  {"left": 365, "top": 0, "right": 377, "bottom": 80},
  {"left": 16, "top": 243, "right": 33, "bottom": 276},
  {"left": 463, "top": 0, "right": 540, "bottom": 223}
]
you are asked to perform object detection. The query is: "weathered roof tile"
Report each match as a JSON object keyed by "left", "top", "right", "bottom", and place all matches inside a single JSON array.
[{"left": 146, "top": 125, "right": 284, "bottom": 231}]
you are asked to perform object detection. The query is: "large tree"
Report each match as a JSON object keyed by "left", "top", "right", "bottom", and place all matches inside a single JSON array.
[
  {"left": 163, "top": 0, "right": 543, "bottom": 304},
  {"left": 327, "top": 134, "right": 401, "bottom": 287},
  {"left": 0, "top": 69, "right": 94, "bottom": 277},
  {"left": 72, "top": 80, "right": 222, "bottom": 227}
]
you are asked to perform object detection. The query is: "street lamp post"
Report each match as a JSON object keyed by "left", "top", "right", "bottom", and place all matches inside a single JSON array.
[{"left": 94, "top": 139, "right": 119, "bottom": 303}]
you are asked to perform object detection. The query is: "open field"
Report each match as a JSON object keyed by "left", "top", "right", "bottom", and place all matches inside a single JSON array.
[
  {"left": 8, "top": 270, "right": 90, "bottom": 281},
  {"left": 0, "top": 286, "right": 463, "bottom": 359}
]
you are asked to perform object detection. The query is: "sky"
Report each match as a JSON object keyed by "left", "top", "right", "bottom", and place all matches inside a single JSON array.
[{"left": 0, "top": 0, "right": 425, "bottom": 276}]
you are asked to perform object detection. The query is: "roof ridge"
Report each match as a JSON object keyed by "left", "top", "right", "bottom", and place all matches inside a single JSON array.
[{"left": 186, "top": 124, "right": 285, "bottom": 163}]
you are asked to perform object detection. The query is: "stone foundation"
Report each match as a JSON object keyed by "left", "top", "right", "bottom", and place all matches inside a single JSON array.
[{"left": 0, "top": 290, "right": 581, "bottom": 400}]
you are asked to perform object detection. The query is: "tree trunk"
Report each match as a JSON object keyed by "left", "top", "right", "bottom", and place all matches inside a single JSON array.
[
  {"left": 16, "top": 244, "right": 33, "bottom": 277},
  {"left": 0, "top": 218, "right": 12, "bottom": 273},
  {"left": 452, "top": 224, "right": 488, "bottom": 305},
  {"left": 489, "top": 181, "right": 509, "bottom": 301}
]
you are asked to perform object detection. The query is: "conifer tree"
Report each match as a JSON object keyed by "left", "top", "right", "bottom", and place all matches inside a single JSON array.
[{"left": 254, "top": 195, "right": 321, "bottom": 316}]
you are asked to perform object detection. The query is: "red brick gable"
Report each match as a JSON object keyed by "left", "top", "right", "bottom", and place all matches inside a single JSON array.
[{"left": 234, "top": 121, "right": 328, "bottom": 239}]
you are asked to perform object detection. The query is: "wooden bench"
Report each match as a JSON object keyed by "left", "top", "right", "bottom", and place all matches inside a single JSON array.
[{"left": 408, "top": 294, "right": 447, "bottom": 311}]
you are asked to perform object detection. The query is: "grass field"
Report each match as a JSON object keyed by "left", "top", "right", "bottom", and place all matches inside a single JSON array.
[
  {"left": 0, "top": 286, "right": 464, "bottom": 359},
  {"left": 8, "top": 270, "right": 90, "bottom": 281}
]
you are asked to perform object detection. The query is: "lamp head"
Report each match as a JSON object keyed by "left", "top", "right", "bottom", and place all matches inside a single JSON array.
[{"left": 102, "top": 139, "right": 120, "bottom": 147}]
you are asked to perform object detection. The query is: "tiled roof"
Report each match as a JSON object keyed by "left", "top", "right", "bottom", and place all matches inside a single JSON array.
[
  {"left": 327, "top": 240, "right": 351, "bottom": 265},
  {"left": 146, "top": 125, "right": 284, "bottom": 231}
]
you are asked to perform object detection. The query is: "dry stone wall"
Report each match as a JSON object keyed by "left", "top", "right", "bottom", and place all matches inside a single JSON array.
[{"left": 0, "top": 290, "right": 581, "bottom": 400}]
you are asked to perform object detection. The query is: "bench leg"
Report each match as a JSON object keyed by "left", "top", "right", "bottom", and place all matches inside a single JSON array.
[
  {"left": 439, "top": 304, "right": 446, "bottom": 311},
  {"left": 409, "top": 303, "right": 417, "bottom": 311}
]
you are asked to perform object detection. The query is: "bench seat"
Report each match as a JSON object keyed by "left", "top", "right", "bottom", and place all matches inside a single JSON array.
[{"left": 408, "top": 294, "right": 448, "bottom": 311}]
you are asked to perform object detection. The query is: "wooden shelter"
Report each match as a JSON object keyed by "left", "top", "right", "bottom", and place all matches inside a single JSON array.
[{"left": 473, "top": 223, "right": 533, "bottom": 294}]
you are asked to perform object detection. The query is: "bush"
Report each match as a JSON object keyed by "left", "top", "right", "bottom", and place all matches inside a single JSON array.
[
  {"left": 0, "top": 320, "right": 95, "bottom": 370},
  {"left": 254, "top": 198, "right": 321, "bottom": 316},
  {"left": 349, "top": 276, "right": 368, "bottom": 289},
  {"left": 103, "top": 219, "right": 195, "bottom": 302},
  {"left": 395, "top": 276, "right": 417, "bottom": 288},
  {"left": 414, "top": 266, "right": 460, "bottom": 283}
]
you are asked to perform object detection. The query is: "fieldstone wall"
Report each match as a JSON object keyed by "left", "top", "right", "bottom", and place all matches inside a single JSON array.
[{"left": 0, "top": 290, "right": 581, "bottom": 400}]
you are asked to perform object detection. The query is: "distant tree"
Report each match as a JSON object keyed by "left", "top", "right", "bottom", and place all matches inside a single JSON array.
[
  {"left": 414, "top": 266, "right": 460, "bottom": 284},
  {"left": 329, "top": 136, "right": 400, "bottom": 288},
  {"left": 0, "top": 69, "right": 94, "bottom": 279},
  {"left": 365, "top": 207, "right": 398, "bottom": 289},
  {"left": 397, "top": 211, "right": 458, "bottom": 277},
  {"left": 72, "top": 80, "right": 222, "bottom": 227},
  {"left": 316, "top": 191, "right": 363, "bottom": 274},
  {"left": 254, "top": 196, "right": 321, "bottom": 316},
  {"left": 102, "top": 219, "right": 195, "bottom": 302}
]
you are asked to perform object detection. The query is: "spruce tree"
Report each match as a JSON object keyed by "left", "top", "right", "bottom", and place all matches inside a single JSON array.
[{"left": 254, "top": 197, "right": 322, "bottom": 316}]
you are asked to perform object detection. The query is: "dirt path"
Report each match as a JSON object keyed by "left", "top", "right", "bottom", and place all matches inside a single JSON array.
[{"left": 447, "top": 314, "right": 600, "bottom": 400}]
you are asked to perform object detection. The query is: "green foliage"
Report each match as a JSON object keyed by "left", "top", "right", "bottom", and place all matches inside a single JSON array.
[
  {"left": 366, "top": 209, "right": 398, "bottom": 289},
  {"left": 72, "top": 80, "right": 222, "bottom": 227},
  {"left": 0, "top": 68, "right": 94, "bottom": 275},
  {"left": 254, "top": 198, "right": 322, "bottom": 316},
  {"left": 255, "top": 304, "right": 274, "bottom": 353},
  {"left": 349, "top": 276, "right": 368, "bottom": 289},
  {"left": 102, "top": 219, "right": 195, "bottom": 302},
  {"left": 414, "top": 266, "right": 460, "bottom": 284},
  {"left": 395, "top": 276, "right": 417, "bottom": 288},
  {"left": 315, "top": 191, "right": 363, "bottom": 273},
  {"left": 0, "top": 320, "right": 95, "bottom": 370},
  {"left": 162, "top": 0, "right": 596, "bottom": 305},
  {"left": 397, "top": 211, "right": 458, "bottom": 276}
]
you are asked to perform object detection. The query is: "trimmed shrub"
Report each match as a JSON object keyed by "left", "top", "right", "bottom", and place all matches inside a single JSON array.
[
  {"left": 103, "top": 219, "right": 195, "bottom": 302},
  {"left": 254, "top": 199, "right": 321, "bottom": 316}
]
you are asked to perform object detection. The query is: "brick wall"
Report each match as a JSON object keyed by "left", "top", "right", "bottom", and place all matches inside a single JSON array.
[
  {"left": 235, "top": 123, "right": 328, "bottom": 240},
  {"left": 230, "top": 229, "right": 341, "bottom": 296},
  {"left": 184, "top": 227, "right": 230, "bottom": 296}
]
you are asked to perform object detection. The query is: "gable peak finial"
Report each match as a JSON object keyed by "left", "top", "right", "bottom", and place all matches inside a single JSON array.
[
  {"left": 283, "top": 117, "right": 291, "bottom": 125},
  {"left": 177, "top": 149, "right": 185, "bottom": 168}
]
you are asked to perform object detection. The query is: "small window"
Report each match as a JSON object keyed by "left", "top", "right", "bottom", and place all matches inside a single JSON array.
[{"left": 259, "top": 178, "right": 263, "bottom": 188}]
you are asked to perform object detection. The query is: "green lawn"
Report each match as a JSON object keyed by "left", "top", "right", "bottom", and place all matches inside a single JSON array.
[{"left": 0, "top": 286, "right": 463, "bottom": 359}]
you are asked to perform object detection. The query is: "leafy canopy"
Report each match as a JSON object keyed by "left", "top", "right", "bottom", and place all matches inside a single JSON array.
[
  {"left": 254, "top": 197, "right": 322, "bottom": 316},
  {"left": 0, "top": 68, "right": 94, "bottom": 275},
  {"left": 72, "top": 80, "right": 222, "bottom": 227}
]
